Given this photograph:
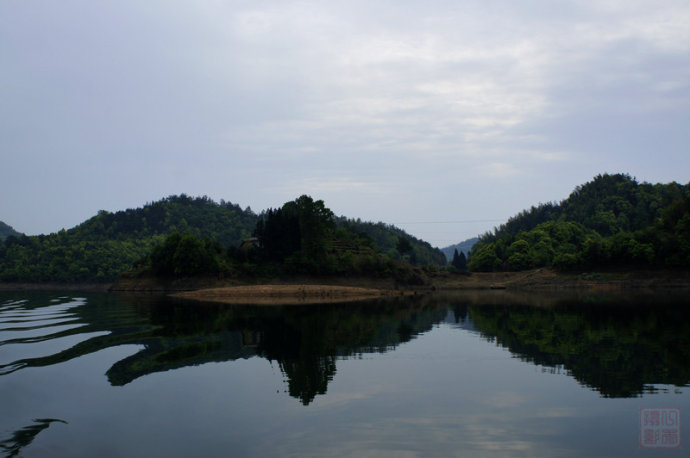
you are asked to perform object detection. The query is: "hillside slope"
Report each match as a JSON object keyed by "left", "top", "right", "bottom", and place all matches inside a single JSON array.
[
  {"left": 0, "top": 195, "right": 258, "bottom": 282},
  {"left": 0, "top": 195, "right": 447, "bottom": 283},
  {"left": 0, "top": 221, "right": 23, "bottom": 240},
  {"left": 337, "top": 218, "right": 447, "bottom": 267},
  {"left": 441, "top": 237, "right": 478, "bottom": 261},
  {"left": 470, "top": 174, "right": 690, "bottom": 271}
]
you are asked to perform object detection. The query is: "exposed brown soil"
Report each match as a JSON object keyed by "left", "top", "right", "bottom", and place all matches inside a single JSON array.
[
  {"left": 166, "top": 269, "right": 690, "bottom": 306},
  {"left": 5, "top": 269, "right": 689, "bottom": 302},
  {"left": 110, "top": 274, "right": 402, "bottom": 293},
  {"left": 428, "top": 268, "right": 690, "bottom": 292},
  {"left": 171, "top": 284, "right": 414, "bottom": 305}
]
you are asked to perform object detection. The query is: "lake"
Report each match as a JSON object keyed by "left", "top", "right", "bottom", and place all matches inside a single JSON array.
[{"left": 1, "top": 290, "right": 688, "bottom": 457}]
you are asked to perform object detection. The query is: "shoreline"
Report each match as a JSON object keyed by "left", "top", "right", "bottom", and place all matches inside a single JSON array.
[
  {"left": 0, "top": 282, "right": 111, "bottom": 292},
  {"left": 3, "top": 269, "right": 690, "bottom": 299},
  {"left": 429, "top": 268, "right": 690, "bottom": 292}
]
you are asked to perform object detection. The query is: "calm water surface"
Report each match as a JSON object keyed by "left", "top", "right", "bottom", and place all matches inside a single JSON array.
[{"left": 1, "top": 290, "right": 688, "bottom": 457}]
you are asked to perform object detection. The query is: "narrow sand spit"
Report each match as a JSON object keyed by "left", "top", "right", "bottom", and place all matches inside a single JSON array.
[{"left": 171, "top": 284, "right": 412, "bottom": 305}]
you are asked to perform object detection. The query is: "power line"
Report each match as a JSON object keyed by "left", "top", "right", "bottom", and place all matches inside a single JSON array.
[{"left": 393, "top": 219, "right": 504, "bottom": 225}]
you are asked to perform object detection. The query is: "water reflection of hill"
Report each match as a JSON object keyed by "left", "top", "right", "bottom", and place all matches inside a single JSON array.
[
  {"left": 0, "top": 293, "right": 447, "bottom": 405},
  {"left": 460, "top": 293, "right": 690, "bottom": 397},
  {"left": 2, "top": 291, "right": 689, "bottom": 403},
  {"left": 122, "top": 297, "right": 448, "bottom": 405}
]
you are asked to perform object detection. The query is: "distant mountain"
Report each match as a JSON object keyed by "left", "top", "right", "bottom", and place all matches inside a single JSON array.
[
  {"left": 441, "top": 237, "right": 479, "bottom": 262},
  {"left": 469, "top": 173, "right": 690, "bottom": 271},
  {"left": 0, "top": 221, "right": 23, "bottom": 240}
]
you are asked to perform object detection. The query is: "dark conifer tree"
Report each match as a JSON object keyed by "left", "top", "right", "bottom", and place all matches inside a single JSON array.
[
  {"left": 458, "top": 251, "right": 468, "bottom": 271},
  {"left": 451, "top": 249, "right": 468, "bottom": 271}
]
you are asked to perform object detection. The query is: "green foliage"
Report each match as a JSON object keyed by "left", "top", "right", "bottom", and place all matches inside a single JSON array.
[
  {"left": 76, "top": 194, "right": 257, "bottom": 246},
  {"left": 253, "top": 208, "right": 301, "bottom": 262},
  {"left": 336, "top": 218, "right": 447, "bottom": 267},
  {"left": 506, "top": 240, "right": 530, "bottom": 271},
  {"left": 148, "top": 232, "right": 228, "bottom": 277},
  {"left": 441, "top": 237, "right": 478, "bottom": 262},
  {"left": 470, "top": 174, "right": 690, "bottom": 271},
  {"left": 0, "top": 193, "right": 445, "bottom": 283},
  {"left": 139, "top": 195, "right": 434, "bottom": 281},
  {"left": 469, "top": 303, "right": 690, "bottom": 397},
  {"left": 0, "top": 221, "right": 23, "bottom": 241},
  {"left": 552, "top": 253, "right": 579, "bottom": 271},
  {"left": 468, "top": 243, "right": 502, "bottom": 272},
  {"left": 252, "top": 195, "right": 336, "bottom": 274},
  {"left": 0, "top": 195, "right": 256, "bottom": 282},
  {"left": 0, "top": 234, "right": 163, "bottom": 282},
  {"left": 396, "top": 236, "right": 413, "bottom": 255},
  {"left": 451, "top": 249, "right": 468, "bottom": 271}
]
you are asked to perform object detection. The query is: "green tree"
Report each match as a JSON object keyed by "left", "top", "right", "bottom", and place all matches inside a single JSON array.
[
  {"left": 506, "top": 240, "right": 530, "bottom": 271},
  {"left": 172, "top": 234, "right": 209, "bottom": 276},
  {"left": 254, "top": 195, "right": 336, "bottom": 273},
  {"left": 147, "top": 232, "right": 225, "bottom": 277},
  {"left": 150, "top": 232, "right": 182, "bottom": 276},
  {"left": 289, "top": 195, "right": 335, "bottom": 261},
  {"left": 469, "top": 243, "right": 502, "bottom": 272},
  {"left": 451, "top": 249, "right": 468, "bottom": 271},
  {"left": 396, "top": 236, "right": 413, "bottom": 255}
]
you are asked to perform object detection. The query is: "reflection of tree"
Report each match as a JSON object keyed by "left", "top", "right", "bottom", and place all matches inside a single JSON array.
[
  {"left": 0, "top": 418, "right": 67, "bottom": 457},
  {"left": 254, "top": 311, "right": 338, "bottom": 405},
  {"left": 135, "top": 298, "right": 446, "bottom": 405},
  {"left": 279, "top": 357, "right": 337, "bottom": 405},
  {"left": 468, "top": 300, "right": 690, "bottom": 397},
  {"left": 452, "top": 305, "right": 468, "bottom": 323},
  {"left": 0, "top": 293, "right": 445, "bottom": 405},
  {"left": 250, "top": 300, "right": 446, "bottom": 405},
  {"left": 8, "top": 291, "right": 687, "bottom": 404}
]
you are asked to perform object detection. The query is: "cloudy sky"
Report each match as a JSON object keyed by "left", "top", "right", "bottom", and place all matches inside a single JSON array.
[{"left": 2, "top": 0, "right": 689, "bottom": 247}]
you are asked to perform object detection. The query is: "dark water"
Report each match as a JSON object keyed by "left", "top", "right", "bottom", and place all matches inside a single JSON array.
[{"left": 1, "top": 290, "right": 688, "bottom": 457}]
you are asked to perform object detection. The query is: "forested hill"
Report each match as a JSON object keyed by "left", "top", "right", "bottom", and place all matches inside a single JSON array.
[
  {"left": 441, "top": 237, "right": 479, "bottom": 261},
  {"left": 336, "top": 218, "right": 447, "bottom": 267},
  {"left": 0, "top": 194, "right": 446, "bottom": 283},
  {"left": 75, "top": 195, "right": 258, "bottom": 246},
  {"left": 0, "top": 221, "right": 23, "bottom": 240},
  {"left": 0, "top": 195, "right": 258, "bottom": 282},
  {"left": 469, "top": 173, "right": 690, "bottom": 271}
]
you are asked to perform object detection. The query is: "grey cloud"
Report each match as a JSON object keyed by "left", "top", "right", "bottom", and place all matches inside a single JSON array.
[{"left": 1, "top": 0, "right": 688, "bottom": 244}]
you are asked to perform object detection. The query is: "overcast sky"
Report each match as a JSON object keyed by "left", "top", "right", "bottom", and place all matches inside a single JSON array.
[{"left": 1, "top": 0, "right": 689, "bottom": 247}]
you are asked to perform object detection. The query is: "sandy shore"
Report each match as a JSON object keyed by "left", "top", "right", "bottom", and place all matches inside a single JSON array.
[{"left": 171, "top": 284, "right": 414, "bottom": 305}]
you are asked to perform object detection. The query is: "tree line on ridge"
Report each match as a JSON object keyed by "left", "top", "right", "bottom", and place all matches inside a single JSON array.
[{"left": 468, "top": 173, "right": 690, "bottom": 271}]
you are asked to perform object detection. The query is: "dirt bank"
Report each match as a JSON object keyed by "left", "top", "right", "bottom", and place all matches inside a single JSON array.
[
  {"left": 6, "top": 268, "right": 688, "bottom": 296},
  {"left": 172, "top": 284, "right": 414, "bottom": 305},
  {"left": 110, "top": 274, "right": 405, "bottom": 293},
  {"left": 429, "top": 268, "right": 690, "bottom": 291},
  {"left": 169, "top": 269, "right": 690, "bottom": 306}
]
